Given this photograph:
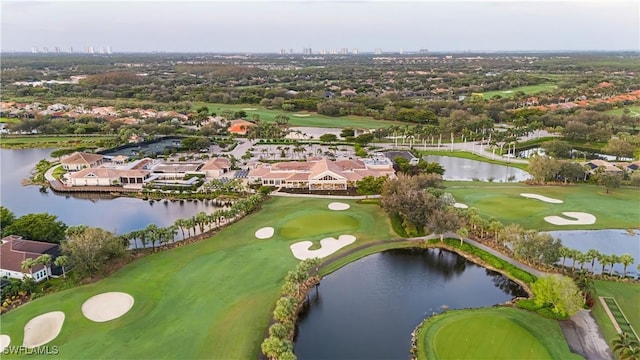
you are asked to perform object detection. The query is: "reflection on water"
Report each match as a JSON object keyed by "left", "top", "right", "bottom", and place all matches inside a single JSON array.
[
  {"left": 0, "top": 148, "right": 219, "bottom": 233},
  {"left": 424, "top": 155, "right": 530, "bottom": 182},
  {"left": 294, "top": 248, "right": 526, "bottom": 359}
]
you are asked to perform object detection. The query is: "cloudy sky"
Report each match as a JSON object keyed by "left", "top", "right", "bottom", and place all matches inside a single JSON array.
[{"left": 1, "top": 0, "right": 638, "bottom": 53}]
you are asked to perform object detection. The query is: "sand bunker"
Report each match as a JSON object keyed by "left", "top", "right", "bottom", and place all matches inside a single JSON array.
[
  {"left": 453, "top": 202, "right": 469, "bottom": 209},
  {"left": 241, "top": 108, "right": 257, "bottom": 111},
  {"left": 255, "top": 227, "right": 275, "bottom": 239},
  {"left": 520, "top": 193, "right": 563, "bottom": 204},
  {"left": 292, "top": 113, "right": 310, "bottom": 117},
  {"left": 0, "top": 335, "right": 10, "bottom": 353},
  {"left": 290, "top": 235, "right": 356, "bottom": 260},
  {"left": 544, "top": 212, "right": 596, "bottom": 225},
  {"left": 22, "top": 311, "right": 65, "bottom": 348},
  {"left": 328, "top": 202, "right": 350, "bottom": 211},
  {"left": 82, "top": 292, "right": 134, "bottom": 322}
]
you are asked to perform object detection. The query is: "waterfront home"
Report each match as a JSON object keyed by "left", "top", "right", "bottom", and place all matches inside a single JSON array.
[
  {"left": 248, "top": 157, "right": 395, "bottom": 190},
  {"left": 0, "top": 236, "right": 60, "bottom": 282},
  {"left": 60, "top": 152, "right": 104, "bottom": 171},
  {"left": 201, "top": 157, "right": 232, "bottom": 178}
]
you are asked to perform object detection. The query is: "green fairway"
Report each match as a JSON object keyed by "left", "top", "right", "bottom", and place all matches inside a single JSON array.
[
  {"left": 605, "top": 105, "right": 640, "bottom": 117},
  {"left": 592, "top": 280, "right": 640, "bottom": 344},
  {"left": 0, "top": 117, "right": 20, "bottom": 123},
  {"left": 279, "top": 212, "right": 360, "bottom": 240},
  {"left": 193, "top": 102, "right": 403, "bottom": 129},
  {"left": 481, "top": 83, "right": 558, "bottom": 99},
  {"left": 0, "top": 135, "right": 116, "bottom": 149},
  {"left": 0, "top": 197, "right": 394, "bottom": 359},
  {"left": 417, "top": 307, "right": 582, "bottom": 360},
  {"left": 445, "top": 182, "right": 640, "bottom": 230}
]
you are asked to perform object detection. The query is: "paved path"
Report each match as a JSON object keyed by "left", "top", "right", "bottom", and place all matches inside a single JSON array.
[{"left": 560, "top": 310, "right": 614, "bottom": 360}]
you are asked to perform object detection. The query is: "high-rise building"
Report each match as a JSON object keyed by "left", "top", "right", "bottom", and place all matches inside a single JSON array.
[
  {"left": 303, "top": 47, "right": 312, "bottom": 55},
  {"left": 106, "top": 46, "right": 112, "bottom": 54},
  {"left": 31, "top": 47, "right": 38, "bottom": 54},
  {"left": 399, "top": 48, "right": 404, "bottom": 55},
  {"left": 68, "top": 46, "right": 74, "bottom": 53},
  {"left": 341, "top": 48, "right": 348, "bottom": 55},
  {"left": 87, "top": 46, "right": 95, "bottom": 54},
  {"left": 279, "top": 48, "right": 286, "bottom": 55},
  {"left": 374, "top": 48, "right": 382, "bottom": 55},
  {"left": 54, "top": 46, "right": 61, "bottom": 53},
  {"left": 352, "top": 48, "right": 358, "bottom": 55},
  {"left": 42, "top": 47, "right": 49, "bottom": 53}
]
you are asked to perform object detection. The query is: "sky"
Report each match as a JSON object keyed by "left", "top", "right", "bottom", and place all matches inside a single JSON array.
[{"left": 1, "top": 0, "right": 639, "bottom": 53}]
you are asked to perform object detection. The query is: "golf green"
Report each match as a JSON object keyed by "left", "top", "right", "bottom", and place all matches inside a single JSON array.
[
  {"left": 417, "top": 307, "right": 582, "bottom": 360},
  {"left": 279, "top": 213, "right": 360, "bottom": 240},
  {"left": 445, "top": 182, "right": 640, "bottom": 230},
  {"left": 0, "top": 197, "right": 394, "bottom": 359}
]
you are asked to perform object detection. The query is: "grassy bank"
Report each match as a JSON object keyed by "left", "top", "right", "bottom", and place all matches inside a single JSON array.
[
  {"left": 416, "top": 307, "right": 582, "bottom": 360},
  {"left": 591, "top": 280, "right": 640, "bottom": 344}
]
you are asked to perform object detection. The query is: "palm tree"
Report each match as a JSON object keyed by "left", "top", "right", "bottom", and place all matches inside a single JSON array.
[
  {"left": 597, "top": 253, "right": 609, "bottom": 274},
  {"left": 619, "top": 254, "right": 635, "bottom": 278},
  {"left": 21, "top": 258, "right": 36, "bottom": 278},
  {"left": 576, "top": 252, "right": 588, "bottom": 271},
  {"left": 611, "top": 332, "right": 640, "bottom": 360},
  {"left": 145, "top": 224, "right": 159, "bottom": 249},
  {"left": 559, "top": 246, "right": 570, "bottom": 268},
  {"left": 488, "top": 218, "right": 503, "bottom": 245},
  {"left": 456, "top": 227, "right": 469, "bottom": 246},
  {"left": 36, "top": 254, "right": 52, "bottom": 280},
  {"left": 586, "top": 249, "right": 600, "bottom": 273},
  {"left": 174, "top": 218, "right": 187, "bottom": 241},
  {"left": 574, "top": 273, "right": 595, "bottom": 305},
  {"left": 54, "top": 255, "right": 69, "bottom": 278},
  {"left": 609, "top": 254, "right": 620, "bottom": 276},
  {"left": 570, "top": 249, "right": 582, "bottom": 271}
]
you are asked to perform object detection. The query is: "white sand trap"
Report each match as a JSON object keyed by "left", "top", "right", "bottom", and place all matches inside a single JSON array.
[
  {"left": 290, "top": 235, "right": 356, "bottom": 260},
  {"left": 520, "top": 193, "right": 563, "bottom": 204},
  {"left": 241, "top": 108, "right": 257, "bottom": 111},
  {"left": 328, "top": 202, "right": 350, "bottom": 211},
  {"left": 22, "top": 311, "right": 65, "bottom": 348},
  {"left": 453, "top": 202, "right": 469, "bottom": 209},
  {"left": 82, "top": 292, "right": 134, "bottom": 322},
  {"left": 544, "top": 212, "right": 596, "bottom": 225},
  {"left": 255, "top": 227, "right": 275, "bottom": 239},
  {"left": 292, "top": 113, "right": 310, "bottom": 117},
  {"left": 0, "top": 335, "right": 10, "bottom": 353}
]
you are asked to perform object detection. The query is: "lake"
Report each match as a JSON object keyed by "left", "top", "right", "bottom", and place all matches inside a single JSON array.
[
  {"left": 550, "top": 229, "right": 640, "bottom": 276},
  {"left": 0, "top": 148, "right": 218, "bottom": 234},
  {"left": 294, "top": 248, "right": 526, "bottom": 359},
  {"left": 423, "top": 154, "right": 530, "bottom": 182}
]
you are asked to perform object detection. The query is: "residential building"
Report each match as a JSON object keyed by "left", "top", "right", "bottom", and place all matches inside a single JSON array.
[
  {"left": 60, "top": 152, "right": 104, "bottom": 171},
  {"left": 201, "top": 157, "right": 232, "bottom": 178},
  {"left": 0, "top": 235, "right": 60, "bottom": 282},
  {"left": 248, "top": 157, "right": 395, "bottom": 190}
]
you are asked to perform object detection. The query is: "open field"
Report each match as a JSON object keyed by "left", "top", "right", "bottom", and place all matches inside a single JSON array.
[
  {"left": 416, "top": 307, "right": 582, "bottom": 360},
  {"left": 481, "top": 83, "right": 558, "bottom": 99},
  {"left": 0, "top": 135, "right": 116, "bottom": 149},
  {"left": 0, "top": 197, "right": 394, "bottom": 359},
  {"left": 445, "top": 182, "right": 640, "bottom": 230},
  {"left": 193, "top": 102, "right": 403, "bottom": 129},
  {"left": 605, "top": 105, "right": 640, "bottom": 117},
  {"left": 591, "top": 281, "right": 640, "bottom": 344}
]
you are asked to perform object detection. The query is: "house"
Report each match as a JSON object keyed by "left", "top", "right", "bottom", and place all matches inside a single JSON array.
[
  {"left": 228, "top": 119, "right": 257, "bottom": 135},
  {"left": 0, "top": 235, "right": 60, "bottom": 282},
  {"left": 60, "top": 152, "right": 104, "bottom": 171},
  {"left": 201, "top": 157, "right": 232, "bottom": 178},
  {"left": 581, "top": 160, "right": 623, "bottom": 174},
  {"left": 68, "top": 168, "right": 150, "bottom": 187},
  {"left": 248, "top": 157, "right": 395, "bottom": 190}
]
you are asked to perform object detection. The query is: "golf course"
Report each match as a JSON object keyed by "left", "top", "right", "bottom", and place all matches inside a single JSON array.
[
  {"left": 415, "top": 307, "right": 582, "bottom": 360},
  {"left": 0, "top": 197, "right": 394, "bottom": 359},
  {"left": 445, "top": 182, "right": 640, "bottom": 230}
]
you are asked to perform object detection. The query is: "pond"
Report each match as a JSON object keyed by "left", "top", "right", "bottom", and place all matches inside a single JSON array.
[
  {"left": 0, "top": 148, "right": 218, "bottom": 234},
  {"left": 423, "top": 154, "right": 530, "bottom": 182},
  {"left": 294, "top": 248, "right": 526, "bottom": 359},
  {"left": 550, "top": 229, "right": 640, "bottom": 276}
]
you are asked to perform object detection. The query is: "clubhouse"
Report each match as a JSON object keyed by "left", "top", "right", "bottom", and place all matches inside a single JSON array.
[{"left": 248, "top": 157, "right": 395, "bottom": 190}]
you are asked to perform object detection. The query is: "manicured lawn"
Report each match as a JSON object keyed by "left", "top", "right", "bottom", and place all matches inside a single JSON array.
[
  {"left": 481, "top": 83, "right": 558, "bottom": 99},
  {"left": 0, "top": 117, "right": 20, "bottom": 123},
  {"left": 445, "top": 182, "right": 640, "bottom": 230},
  {"left": 417, "top": 307, "right": 582, "bottom": 360},
  {"left": 0, "top": 197, "right": 394, "bottom": 359},
  {"left": 0, "top": 135, "right": 115, "bottom": 149},
  {"left": 418, "top": 149, "right": 530, "bottom": 171},
  {"left": 193, "top": 102, "right": 403, "bottom": 129},
  {"left": 591, "top": 280, "right": 640, "bottom": 344},
  {"left": 605, "top": 105, "right": 640, "bottom": 117}
]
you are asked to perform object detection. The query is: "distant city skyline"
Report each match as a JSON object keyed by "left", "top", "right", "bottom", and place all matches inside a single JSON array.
[{"left": 1, "top": 1, "right": 639, "bottom": 53}]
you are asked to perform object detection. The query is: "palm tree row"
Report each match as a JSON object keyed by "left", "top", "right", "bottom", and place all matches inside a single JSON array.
[
  {"left": 559, "top": 247, "right": 635, "bottom": 277},
  {"left": 123, "top": 193, "right": 265, "bottom": 250}
]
